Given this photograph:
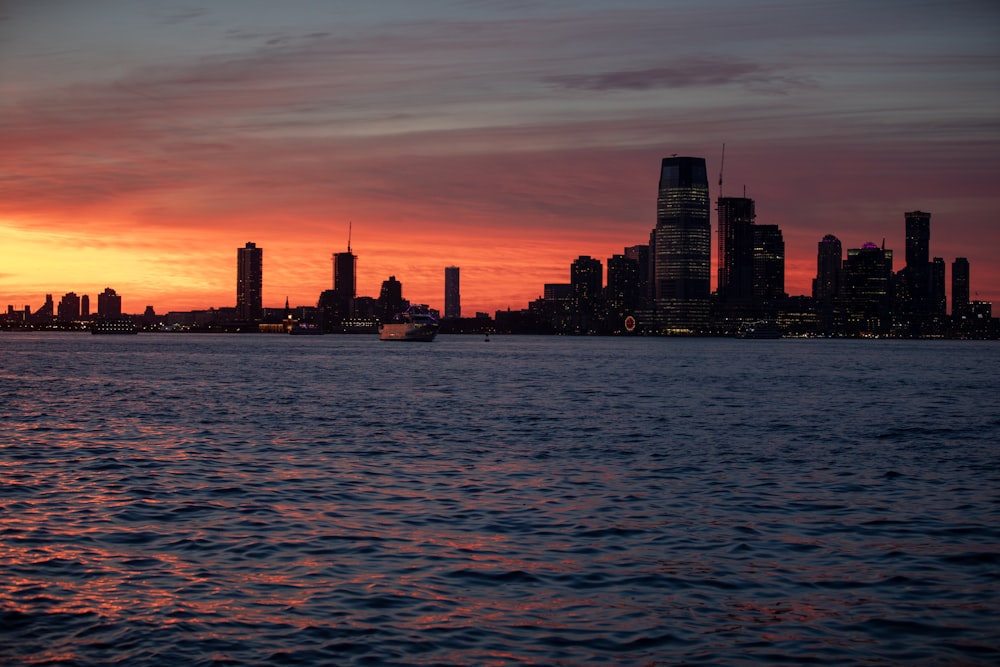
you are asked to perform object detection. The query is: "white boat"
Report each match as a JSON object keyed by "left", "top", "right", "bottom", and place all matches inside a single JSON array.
[{"left": 379, "top": 307, "right": 439, "bottom": 342}]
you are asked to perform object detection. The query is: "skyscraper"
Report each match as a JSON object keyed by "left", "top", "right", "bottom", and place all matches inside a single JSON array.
[
  {"left": 930, "top": 257, "right": 947, "bottom": 317},
  {"left": 444, "top": 266, "right": 461, "bottom": 319},
  {"left": 952, "top": 257, "right": 970, "bottom": 318},
  {"left": 716, "top": 196, "right": 755, "bottom": 301},
  {"left": 752, "top": 224, "right": 785, "bottom": 306},
  {"left": 331, "top": 245, "right": 357, "bottom": 320},
  {"left": 379, "top": 275, "right": 406, "bottom": 319},
  {"left": 571, "top": 255, "right": 602, "bottom": 332},
  {"left": 57, "top": 292, "right": 81, "bottom": 322},
  {"left": 623, "top": 244, "right": 649, "bottom": 305},
  {"left": 653, "top": 156, "right": 711, "bottom": 330},
  {"left": 813, "top": 234, "right": 843, "bottom": 331},
  {"left": 843, "top": 242, "right": 893, "bottom": 335},
  {"left": 813, "top": 234, "right": 843, "bottom": 303},
  {"left": 236, "top": 242, "right": 263, "bottom": 321},
  {"left": 97, "top": 287, "right": 122, "bottom": 319},
  {"left": 607, "top": 254, "right": 640, "bottom": 311},
  {"left": 903, "top": 210, "right": 931, "bottom": 318}
]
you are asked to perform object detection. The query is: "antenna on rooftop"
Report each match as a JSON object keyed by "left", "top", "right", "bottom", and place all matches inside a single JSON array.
[
  {"left": 718, "top": 143, "right": 726, "bottom": 198},
  {"left": 347, "top": 221, "right": 352, "bottom": 254}
]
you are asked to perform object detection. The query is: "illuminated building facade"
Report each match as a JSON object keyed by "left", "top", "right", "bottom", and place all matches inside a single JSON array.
[
  {"left": 236, "top": 242, "right": 263, "bottom": 321},
  {"left": 653, "top": 156, "right": 711, "bottom": 330},
  {"left": 444, "top": 266, "right": 461, "bottom": 319}
]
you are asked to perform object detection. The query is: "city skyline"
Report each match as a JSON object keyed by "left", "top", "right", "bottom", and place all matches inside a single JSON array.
[{"left": 2, "top": 1, "right": 999, "bottom": 315}]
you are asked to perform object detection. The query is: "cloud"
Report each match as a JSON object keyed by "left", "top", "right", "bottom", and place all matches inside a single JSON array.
[{"left": 545, "top": 58, "right": 808, "bottom": 94}]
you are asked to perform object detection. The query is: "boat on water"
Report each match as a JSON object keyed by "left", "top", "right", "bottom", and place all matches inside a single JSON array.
[
  {"left": 288, "top": 322, "right": 323, "bottom": 335},
  {"left": 736, "top": 320, "right": 782, "bottom": 339},
  {"left": 90, "top": 319, "right": 139, "bottom": 335},
  {"left": 379, "top": 306, "right": 439, "bottom": 342}
]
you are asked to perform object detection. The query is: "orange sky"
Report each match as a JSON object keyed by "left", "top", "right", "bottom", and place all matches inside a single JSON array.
[{"left": 2, "top": 2, "right": 998, "bottom": 316}]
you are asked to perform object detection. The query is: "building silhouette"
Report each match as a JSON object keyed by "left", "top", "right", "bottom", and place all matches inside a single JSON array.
[
  {"left": 813, "top": 234, "right": 843, "bottom": 330},
  {"left": 930, "top": 257, "right": 946, "bottom": 317},
  {"left": 571, "top": 255, "right": 602, "bottom": 332},
  {"left": 329, "top": 248, "right": 357, "bottom": 322},
  {"left": 444, "top": 266, "right": 461, "bottom": 319},
  {"left": 652, "top": 156, "right": 711, "bottom": 331},
  {"left": 97, "top": 287, "right": 122, "bottom": 319},
  {"left": 952, "top": 257, "right": 970, "bottom": 319},
  {"left": 623, "top": 244, "right": 650, "bottom": 305},
  {"left": 904, "top": 211, "right": 931, "bottom": 310},
  {"left": 607, "top": 253, "right": 641, "bottom": 332},
  {"left": 57, "top": 292, "right": 81, "bottom": 322},
  {"left": 752, "top": 224, "right": 786, "bottom": 308},
  {"left": 236, "top": 242, "right": 263, "bottom": 321},
  {"left": 378, "top": 276, "right": 406, "bottom": 320},
  {"left": 716, "top": 196, "right": 756, "bottom": 302},
  {"left": 843, "top": 242, "right": 893, "bottom": 335}
]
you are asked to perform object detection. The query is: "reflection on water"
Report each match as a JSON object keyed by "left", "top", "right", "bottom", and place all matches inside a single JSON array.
[{"left": 1, "top": 333, "right": 998, "bottom": 665}]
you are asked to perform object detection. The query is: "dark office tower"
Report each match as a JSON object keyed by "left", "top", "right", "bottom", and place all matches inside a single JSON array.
[
  {"left": 378, "top": 275, "right": 406, "bottom": 319},
  {"left": 813, "top": 234, "right": 843, "bottom": 332},
  {"left": 444, "top": 266, "right": 461, "bottom": 319},
  {"left": 236, "top": 242, "right": 263, "bottom": 321},
  {"left": 571, "top": 255, "right": 602, "bottom": 332},
  {"left": 716, "top": 196, "right": 755, "bottom": 301},
  {"left": 57, "top": 292, "right": 81, "bottom": 322},
  {"left": 623, "top": 244, "right": 649, "bottom": 304},
  {"left": 930, "top": 258, "right": 946, "bottom": 317},
  {"left": 571, "top": 256, "right": 602, "bottom": 302},
  {"left": 843, "top": 242, "right": 894, "bottom": 335},
  {"left": 952, "top": 257, "right": 970, "bottom": 318},
  {"left": 653, "top": 156, "right": 711, "bottom": 330},
  {"left": 97, "top": 287, "right": 122, "bottom": 318},
  {"left": 607, "top": 254, "right": 640, "bottom": 310},
  {"left": 81, "top": 294, "right": 90, "bottom": 318},
  {"left": 752, "top": 224, "right": 785, "bottom": 306},
  {"left": 331, "top": 246, "right": 357, "bottom": 320},
  {"left": 813, "top": 234, "right": 843, "bottom": 302},
  {"left": 904, "top": 210, "right": 931, "bottom": 317}
]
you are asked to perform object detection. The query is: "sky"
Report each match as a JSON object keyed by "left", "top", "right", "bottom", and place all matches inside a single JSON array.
[{"left": 2, "top": 0, "right": 999, "bottom": 316}]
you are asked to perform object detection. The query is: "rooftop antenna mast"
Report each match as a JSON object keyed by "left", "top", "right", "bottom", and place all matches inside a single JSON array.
[
  {"left": 718, "top": 143, "right": 726, "bottom": 198},
  {"left": 347, "top": 221, "right": 352, "bottom": 254}
]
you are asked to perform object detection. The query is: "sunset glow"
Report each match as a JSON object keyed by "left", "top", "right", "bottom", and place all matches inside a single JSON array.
[{"left": 2, "top": 1, "right": 998, "bottom": 315}]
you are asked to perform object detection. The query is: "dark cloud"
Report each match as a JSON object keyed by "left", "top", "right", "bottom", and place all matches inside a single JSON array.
[{"left": 546, "top": 58, "right": 805, "bottom": 93}]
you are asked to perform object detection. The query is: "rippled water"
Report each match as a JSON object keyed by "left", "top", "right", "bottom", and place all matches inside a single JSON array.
[{"left": 2, "top": 333, "right": 998, "bottom": 665}]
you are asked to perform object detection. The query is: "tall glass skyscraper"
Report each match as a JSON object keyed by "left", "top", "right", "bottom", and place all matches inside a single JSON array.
[
  {"left": 444, "top": 266, "right": 461, "bottom": 319},
  {"left": 236, "top": 242, "right": 263, "bottom": 321},
  {"left": 653, "top": 156, "right": 711, "bottom": 330}
]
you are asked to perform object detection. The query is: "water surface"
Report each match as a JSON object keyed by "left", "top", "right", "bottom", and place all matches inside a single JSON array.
[{"left": 2, "top": 334, "right": 998, "bottom": 665}]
